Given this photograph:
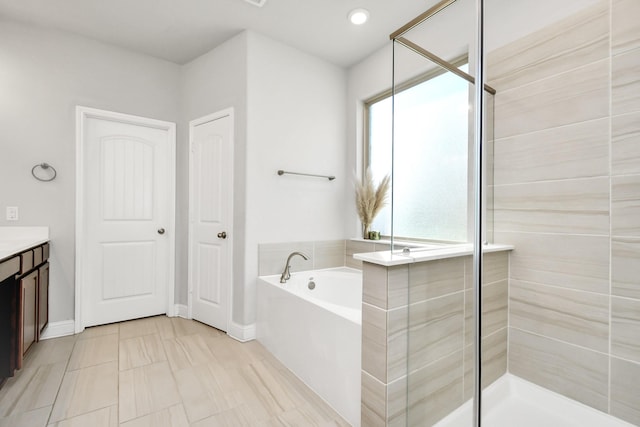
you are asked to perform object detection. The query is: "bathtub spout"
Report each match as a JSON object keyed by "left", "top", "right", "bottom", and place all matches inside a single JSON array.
[{"left": 280, "top": 251, "right": 310, "bottom": 283}]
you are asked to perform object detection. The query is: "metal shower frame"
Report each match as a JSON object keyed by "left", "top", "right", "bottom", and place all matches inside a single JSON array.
[{"left": 389, "top": 0, "right": 489, "bottom": 425}]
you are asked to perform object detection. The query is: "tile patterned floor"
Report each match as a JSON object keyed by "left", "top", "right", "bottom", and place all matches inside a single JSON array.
[{"left": 0, "top": 316, "right": 349, "bottom": 426}]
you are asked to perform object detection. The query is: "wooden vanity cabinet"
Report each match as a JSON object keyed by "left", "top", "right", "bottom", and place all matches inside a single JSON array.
[
  {"left": 37, "top": 262, "right": 49, "bottom": 339},
  {"left": 0, "top": 256, "right": 20, "bottom": 381},
  {"left": 20, "top": 270, "right": 38, "bottom": 360},
  {"left": 0, "top": 242, "right": 49, "bottom": 379}
]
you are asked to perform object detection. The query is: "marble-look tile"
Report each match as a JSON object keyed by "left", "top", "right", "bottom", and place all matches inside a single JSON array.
[
  {"left": 362, "top": 302, "right": 387, "bottom": 383},
  {"left": 612, "top": 47, "right": 640, "bottom": 116},
  {"left": 509, "top": 328, "right": 608, "bottom": 412},
  {"left": 48, "top": 406, "right": 117, "bottom": 427},
  {"left": 463, "top": 328, "right": 508, "bottom": 401},
  {"left": 173, "top": 362, "right": 243, "bottom": 423},
  {"left": 237, "top": 359, "right": 298, "bottom": 419},
  {"left": 162, "top": 333, "right": 216, "bottom": 372},
  {"left": 407, "top": 350, "right": 464, "bottom": 427},
  {"left": 611, "top": 357, "right": 640, "bottom": 426},
  {"left": 260, "top": 357, "right": 347, "bottom": 424},
  {"left": 120, "top": 333, "right": 167, "bottom": 371},
  {"left": 0, "top": 406, "right": 50, "bottom": 427},
  {"left": 408, "top": 292, "right": 464, "bottom": 371},
  {"left": 613, "top": 0, "right": 640, "bottom": 54},
  {"left": 495, "top": 231, "right": 609, "bottom": 294},
  {"left": 119, "top": 317, "right": 159, "bottom": 341},
  {"left": 67, "top": 333, "right": 118, "bottom": 371},
  {"left": 77, "top": 324, "right": 118, "bottom": 340},
  {"left": 361, "top": 371, "right": 386, "bottom": 427},
  {"left": 387, "top": 376, "right": 407, "bottom": 427},
  {"left": 0, "top": 362, "right": 66, "bottom": 417},
  {"left": 494, "top": 177, "right": 610, "bottom": 235},
  {"left": 262, "top": 403, "right": 349, "bottom": 427},
  {"left": 464, "top": 280, "right": 508, "bottom": 346},
  {"left": 362, "top": 262, "right": 388, "bottom": 309},
  {"left": 612, "top": 297, "right": 640, "bottom": 363},
  {"left": 119, "top": 361, "right": 181, "bottom": 423},
  {"left": 22, "top": 335, "right": 76, "bottom": 368},
  {"left": 612, "top": 174, "right": 640, "bottom": 237},
  {"left": 613, "top": 112, "right": 640, "bottom": 176},
  {"left": 464, "top": 252, "right": 509, "bottom": 290},
  {"left": 482, "top": 252, "right": 509, "bottom": 287},
  {"left": 387, "top": 306, "right": 408, "bottom": 382},
  {"left": 494, "top": 118, "right": 609, "bottom": 185},
  {"left": 313, "top": 240, "right": 345, "bottom": 270},
  {"left": 120, "top": 404, "right": 188, "bottom": 427},
  {"left": 49, "top": 361, "right": 118, "bottom": 423},
  {"left": 167, "top": 316, "right": 223, "bottom": 338},
  {"left": 388, "top": 265, "right": 408, "bottom": 309},
  {"left": 204, "top": 335, "right": 267, "bottom": 369},
  {"left": 487, "top": 1, "right": 609, "bottom": 91},
  {"left": 409, "top": 257, "right": 464, "bottom": 302},
  {"left": 494, "top": 59, "right": 609, "bottom": 139},
  {"left": 510, "top": 280, "right": 609, "bottom": 352},
  {"left": 612, "top": 237, "right": 640, "bottom": 299},
  {"left": 258, "top": 242, "right": 314, "bottom": 276},
  {"left": 346, "top": 240, "right": 376, "bottom": 269}
]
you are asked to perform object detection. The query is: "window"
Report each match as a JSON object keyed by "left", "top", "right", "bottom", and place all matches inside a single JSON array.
[{"left": 366, "top": 64, "right": 470, "bottom": 242}]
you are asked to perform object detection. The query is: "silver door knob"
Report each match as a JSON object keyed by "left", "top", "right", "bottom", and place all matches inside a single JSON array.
[
  {"left": 158, "top": 228, "right": 165, "bottom": 235},
  {"left": 217, "top": 231, "right": 227, "bottom": 239}
]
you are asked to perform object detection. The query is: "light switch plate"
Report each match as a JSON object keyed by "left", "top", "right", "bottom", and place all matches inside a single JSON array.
[{"left": 6, "top": 206, "right": 18, "bottom": 221}]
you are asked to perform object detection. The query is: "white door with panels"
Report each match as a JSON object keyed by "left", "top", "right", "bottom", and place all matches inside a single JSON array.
[
  {"left": 76, "top": 107, "right": 175, "bottom": 330},
  {"left": 189, "top": 110, "right": 233, "bottom": 332}
]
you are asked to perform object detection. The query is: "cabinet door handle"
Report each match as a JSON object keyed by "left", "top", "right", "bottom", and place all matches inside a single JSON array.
[
  {"left": 217, "top": 232, "right": 227, "bottom": 239},
  {"left": 157, "top": 228, "right": 165, "bottom": 235}
]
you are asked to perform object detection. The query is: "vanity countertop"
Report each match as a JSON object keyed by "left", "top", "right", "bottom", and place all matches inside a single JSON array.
[{"left": 0, "top": 227, "right": 50, "bottom": 262}]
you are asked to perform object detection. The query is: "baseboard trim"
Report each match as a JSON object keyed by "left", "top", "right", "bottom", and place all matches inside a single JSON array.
[
  {"left": 39, "top": 320, "right": 76, "bottom": 340},
  {"left": 227, "top": 321, "right": 256, "bottom": 342},
  {"left": 173, "top": 304, "right": 189, "bottom": 319}
]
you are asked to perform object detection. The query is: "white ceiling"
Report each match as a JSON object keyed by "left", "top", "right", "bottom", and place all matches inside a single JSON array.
[{"left": 0, "top": 0, "right": 440, "bottom": 68}]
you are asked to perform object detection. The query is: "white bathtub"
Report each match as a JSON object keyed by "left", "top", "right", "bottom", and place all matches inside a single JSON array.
[{"left": 256, "top": 267, "right": 362, "bottom": 427}]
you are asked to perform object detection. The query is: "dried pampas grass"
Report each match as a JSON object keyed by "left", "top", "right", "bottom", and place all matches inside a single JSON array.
[{"left": 355, "top": 168, "right": 390, "bottom": 238}]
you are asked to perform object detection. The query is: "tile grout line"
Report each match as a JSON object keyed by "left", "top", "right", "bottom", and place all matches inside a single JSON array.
[{"left": 45, "top": 336, "right": 77, "bottom": 426}]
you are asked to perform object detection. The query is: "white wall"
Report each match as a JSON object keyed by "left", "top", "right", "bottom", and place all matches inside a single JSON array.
[
  {"left": 244, "top": 32, "right": 347, "bottom": 324},
  {"left": 0, "top": 20, "right": 180, "bottom": 323},
  {"left": 179, "top": 32, "right": 248, "bottom": 320}
]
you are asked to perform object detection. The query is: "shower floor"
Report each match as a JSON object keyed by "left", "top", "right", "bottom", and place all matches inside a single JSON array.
[{"left": 434, "top": 374, "right": 635, "bottom": 427}]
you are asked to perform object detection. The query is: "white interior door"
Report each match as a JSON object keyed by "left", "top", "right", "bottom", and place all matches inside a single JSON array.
[
  {"left": 77, "top": 107, "right": 175, "bottom": 329},
  {"left": 189, "top": 110, "right": 233, "bottom": 332}
]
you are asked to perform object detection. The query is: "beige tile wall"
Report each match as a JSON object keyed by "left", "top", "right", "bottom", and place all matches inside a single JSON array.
[
  {"left": 491, "top": 1, "right": 640, "bottom": 424},
  {"left": 361, "top": 251, "right": 509, "bottom": 426}
]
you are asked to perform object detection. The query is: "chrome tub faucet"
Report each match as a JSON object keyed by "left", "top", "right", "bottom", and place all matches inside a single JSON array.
[{"left": 280, "top": 251, "right": 309, "bottom": 283}]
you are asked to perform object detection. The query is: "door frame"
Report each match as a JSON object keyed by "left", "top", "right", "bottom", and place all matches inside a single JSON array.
[
  {"left": 75, "top": 106, "right": 176, "bottom": 334},
  {"left": 187, "top": 108, "right": 234, "bottom": 331}
]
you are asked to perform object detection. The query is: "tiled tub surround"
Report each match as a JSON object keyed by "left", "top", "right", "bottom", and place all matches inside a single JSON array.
[
  {"left": 490, "top": 0, "right": 640, "bottom": 425},
  {"left": 356, "top": 246, "right": 512, "bottom": 427},
  {"left": 258, "top": 239, "right": 424, "bottom": 275}
]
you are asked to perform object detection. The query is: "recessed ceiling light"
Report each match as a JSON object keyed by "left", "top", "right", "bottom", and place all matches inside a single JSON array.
[
  {"left": 348, "top": 8, "right": 369, "bottom": 25},
  {"left": 245, "top": 0, "right": 267, "bottom": 7}
]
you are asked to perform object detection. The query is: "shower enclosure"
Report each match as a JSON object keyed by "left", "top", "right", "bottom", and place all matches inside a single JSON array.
[{"left": 360, "top": 0, "right": 640, "bottom": 425}]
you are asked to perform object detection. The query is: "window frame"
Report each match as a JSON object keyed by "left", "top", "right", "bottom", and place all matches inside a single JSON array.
[{"left": 362, "top": 55, "right": 470, "bottom": 242}]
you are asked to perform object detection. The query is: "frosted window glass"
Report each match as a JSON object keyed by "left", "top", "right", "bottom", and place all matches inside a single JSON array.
[{"left": 369, "top": 67, "right": 469, "bottom": 241}]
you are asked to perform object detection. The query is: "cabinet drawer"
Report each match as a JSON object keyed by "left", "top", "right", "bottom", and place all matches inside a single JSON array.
[
  {"left": 33, "top": 246, "right": 43, "bottom": 267},
  {"left": 20, "top": 251, "right": 33, "bottom": 275},
  {"left": 0, "top": 256, "right": 20, "bottom": 282},
  {"left": 42, "top": 243, "right": 50, "bottom": 262}
]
